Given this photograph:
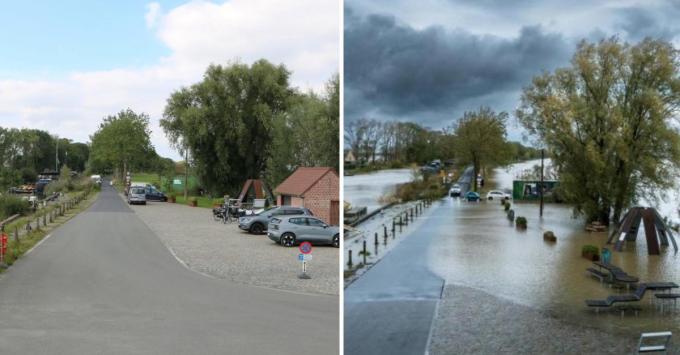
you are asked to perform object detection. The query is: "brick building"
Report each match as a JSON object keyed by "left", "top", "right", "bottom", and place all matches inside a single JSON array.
[{"left": 274, "top": 167, "right": 339, "bottom": 225}]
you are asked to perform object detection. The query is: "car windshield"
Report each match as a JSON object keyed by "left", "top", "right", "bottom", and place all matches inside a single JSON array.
[{"left": 131, "top": 188, "right": 145, "bottom": 194}]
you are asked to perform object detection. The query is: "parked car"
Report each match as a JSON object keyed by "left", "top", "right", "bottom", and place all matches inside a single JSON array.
[
  {"left": 465, "top": 191, "right": 480, "bottom": 202},
  {"left": 449, "top": 184, "right": 462, "bottom": 197},
  {"left": 145, "top": 186, "right": 167, "bottom": 202},
  {"left": 486, "top": 190, "right": 510, "bottom": 200},
  {"left": 127, "top": 186, "right": 147, "bottom": 205},
  {"left": 268, "top": 216, "right": 340, "bottom": 247},
  {"left": 238, "top": 206, "right": 313, "bottom": 234}
]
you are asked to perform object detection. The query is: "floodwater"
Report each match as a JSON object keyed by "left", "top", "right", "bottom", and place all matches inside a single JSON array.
[
  {"left": 343, "top": 169, "right": 413, "bottom": 212},
  {"left": 429, "top": 163, "right": 680, "bottom": 336}
]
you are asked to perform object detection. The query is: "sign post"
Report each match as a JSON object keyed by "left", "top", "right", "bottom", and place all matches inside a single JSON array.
[
  {"left": 298, "top": 241, "right": 313, "bottom": 279},
  {"left": 0, "top": 232, "right": 7, "bottom": 265}
]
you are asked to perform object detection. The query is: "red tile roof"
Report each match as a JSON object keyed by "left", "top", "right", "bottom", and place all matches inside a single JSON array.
[{"left": 274, "top": 167, "right": 337, "bottom": 197}]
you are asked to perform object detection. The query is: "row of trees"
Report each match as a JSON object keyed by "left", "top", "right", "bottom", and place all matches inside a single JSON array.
[
  {"left": 0, "top": 127, "right": 89, "bottom": 190},
  {"left": 161, "top": 60, "right": 339, "bottom": 196},
  {"left": 345, "top": 111, "right": 542, "bottom": 187}
]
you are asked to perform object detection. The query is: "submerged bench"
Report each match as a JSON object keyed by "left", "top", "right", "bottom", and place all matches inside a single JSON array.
[{"left": 638, "top": 331, "right": 672, "bottom": 353}]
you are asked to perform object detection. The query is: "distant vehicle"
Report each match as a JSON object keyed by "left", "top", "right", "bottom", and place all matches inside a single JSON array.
[
  {"left": 90, "top": 175, "right": 102, "bottom": 186},
  {"left": 486, "top": 190, "right": 510, "bottom": 200},
  {"left": 449, "top": 184, "right": 462, "bottom": 197},
  {"left": 238, "top": 206, "right": 313, "bottom": 234},
  {"left": 268, "top": 216, "right": 339, "bottom": 247},
  {"left": 127, "top": 186, "right": 147, "bottom": 205},
  {"left": 144, "top": 186, "right": 167, "bottom": 202},
  {"left": 465, "top": 191, "right": 480, "bottom": 202}
]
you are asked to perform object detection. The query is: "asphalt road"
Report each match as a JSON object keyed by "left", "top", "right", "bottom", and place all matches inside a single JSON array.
[
  {"left": 344, "top": 201, "right": 448, "bottom": 355},
  {"left": 0, "top": 184, "right": 338, "bottom": 355},
  {"left": 344, "top": 167, "right": 476, "bottom": 355}
]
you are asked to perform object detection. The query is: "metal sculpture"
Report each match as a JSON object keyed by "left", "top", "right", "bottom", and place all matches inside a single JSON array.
[{"left": 607, "top": 207, "right": 678, "bottom": 255}]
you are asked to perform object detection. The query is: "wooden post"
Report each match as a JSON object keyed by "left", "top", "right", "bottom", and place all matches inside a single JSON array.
[
  {"left": 362, "top": 240, "right": 367, "bottom": 264},
  {"left": 14, "top": 227, "right": 18, "bottom": 242},
  {"left": 347, "top": 250, "right": 353, "bottom": 269}
]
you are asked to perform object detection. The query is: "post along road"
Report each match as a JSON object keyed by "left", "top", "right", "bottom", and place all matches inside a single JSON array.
[{"left": 0, "top": 184, "right": 337, "bottom": 354}]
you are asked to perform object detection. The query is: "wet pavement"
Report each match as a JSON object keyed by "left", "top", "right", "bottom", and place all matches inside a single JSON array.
[{"left": 343, "top": 203, "right": 444, "bottom": 355}]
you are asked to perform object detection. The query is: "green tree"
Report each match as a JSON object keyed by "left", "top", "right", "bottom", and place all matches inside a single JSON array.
[
  {"left": 517, "top": 38, "right": 680, "bottom": 224},
  {"left": 88, "top": 109, "right": 155, "bottom": 178},
  {"left": 161, "top": 60, "right": 293, "bottom": 195},
  {"left": 453, "top": 107, "right": 510, "bottom": 192},
  {"left": 266, "top": 75, "right": 340, "bottom": 186}
]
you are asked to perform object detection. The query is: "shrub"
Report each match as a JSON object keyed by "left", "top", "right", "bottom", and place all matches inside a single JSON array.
[
  {"left": 504, "top": 202, "right": 511, "bottom": 211},
  {"left": 0, "top": 195, "right": 30, "bottom": 220},
  {"left": 582, "top": 245, "right": 599, "bottom": 255},
  {"left": 515, "top": 216, "right": 527, "bottom": 228}
]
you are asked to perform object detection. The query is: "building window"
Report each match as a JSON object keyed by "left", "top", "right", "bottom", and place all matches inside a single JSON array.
[{"left": 282, "top": 195, "right": 292, "bottom": 206}]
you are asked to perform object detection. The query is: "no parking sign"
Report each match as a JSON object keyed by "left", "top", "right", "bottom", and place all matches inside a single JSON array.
[{"left": 298, "top": 242, "right": 312, "bottom": 279}]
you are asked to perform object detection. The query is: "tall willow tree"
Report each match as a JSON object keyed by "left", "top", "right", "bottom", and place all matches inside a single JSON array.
[
  {"left": 517, "top": 38, "right": 680, "bottom": 224},
  {"left": 161, "top": 60, "right": 293, "bottom": 195}
]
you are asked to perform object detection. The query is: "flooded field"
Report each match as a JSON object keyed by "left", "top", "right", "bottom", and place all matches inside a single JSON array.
[
  {"left": 429, "top": 188, "right": 680, "bottom": 337},
  {"left": 343, "top": 168, "right": 413, "bottom": 212}
]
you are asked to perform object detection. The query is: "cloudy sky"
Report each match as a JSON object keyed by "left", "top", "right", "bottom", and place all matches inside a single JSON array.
[
  {"left": 0, "top": 0, "right": 338, "bottom": 159},
  {"left": 345, "top": 0, "right": 680, "bottom": 141}
]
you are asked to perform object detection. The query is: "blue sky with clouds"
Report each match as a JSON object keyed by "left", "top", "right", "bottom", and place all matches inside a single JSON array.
[
  {"left": 0, "top": 1, "right": 338, "bottom": 159},
  {"left": 0, "top": 1, "right": 181, "bottom": 78}
]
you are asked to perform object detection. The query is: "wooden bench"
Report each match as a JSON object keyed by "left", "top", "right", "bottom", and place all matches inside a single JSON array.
[{"left": 638, "top": 331, "right": 671, "bottom": 353}]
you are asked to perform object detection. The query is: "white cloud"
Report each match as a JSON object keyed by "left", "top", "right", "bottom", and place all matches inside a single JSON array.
[
  {"left": 145, "top": 2, "right": 162, "bottom": 29},
  {"left": 0, "top": 0, "right": 338, "bottom": 160}
]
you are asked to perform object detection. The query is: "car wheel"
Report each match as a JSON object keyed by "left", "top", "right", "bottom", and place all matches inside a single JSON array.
[
  {"left": 488, "top": 196, "right": 493, "bottom": 200},
  {"left": 281, "top": 233, "right": 296, "bottom": 247},
  {"left": 250, "top": 223, "right": 264, "bottom": 234},
  {"left": 332, "top": 234, "right": 339, "bottom": 248}
]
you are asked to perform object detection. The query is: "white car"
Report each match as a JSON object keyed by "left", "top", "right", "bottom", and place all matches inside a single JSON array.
[
  {"left": 449, "top": 184, "right": 462, "bottom": 197},
  {"left": 486, "top": 190, "right": 510, "bottom": 200}
]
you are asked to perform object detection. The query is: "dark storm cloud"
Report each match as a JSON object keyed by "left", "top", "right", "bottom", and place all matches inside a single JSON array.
[
  {"left": 344, "top": 11, "right": 571, "bottom": 124},
  {"left": 615, "top": 5, "right": 680, "bottom": 42}
]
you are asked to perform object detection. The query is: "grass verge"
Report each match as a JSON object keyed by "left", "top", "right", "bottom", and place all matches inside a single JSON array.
[{"left": 0, "top": 190, "right": 99, "bottom": 270}]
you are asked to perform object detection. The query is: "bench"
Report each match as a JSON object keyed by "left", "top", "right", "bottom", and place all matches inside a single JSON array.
[
  {"left": 587, "top": 267, "right": 609, "bottom": 283},
  {"left": 655, "top": 294, "right": 680, "bottom": 313},
  {"left": 638, "top": 331, "right": 671, "bottom": 353}
]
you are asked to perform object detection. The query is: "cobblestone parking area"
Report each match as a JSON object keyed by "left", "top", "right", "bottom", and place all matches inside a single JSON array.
[
  {"left": 129, "top": 200, "right": 339, "bottom": 295},
  {"left": 429, "top": 285, "right": 640, "bottom": 354}
]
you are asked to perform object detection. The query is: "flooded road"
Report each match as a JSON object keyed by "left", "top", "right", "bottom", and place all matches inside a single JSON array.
[
  {"left": 344, "top": 169, "right": 413, "bottom": 212},
  {"left": 430, "top": 192, "right": 680, "bottom": 336}
]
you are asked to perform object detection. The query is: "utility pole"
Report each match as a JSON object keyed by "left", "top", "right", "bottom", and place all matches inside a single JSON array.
[
  {"left": 184, "top": 147, "right": 188, "bottom": 200},
  {"left": 540, "top": 149, "right": 544, "bottom": 217},
  {"left": 55, "top": 137, "right": 59, "bottom": 172}
]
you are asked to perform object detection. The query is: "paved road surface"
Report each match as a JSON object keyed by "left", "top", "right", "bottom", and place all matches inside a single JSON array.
[
  {"left": 344, "top": 168, "right": 475, "bottom": 355},
  {"left": 344, "top": 201, "right": 451, "bottom": 355},
  {"left": 0, "top": 184, "right": 337, "bottom": 354}
]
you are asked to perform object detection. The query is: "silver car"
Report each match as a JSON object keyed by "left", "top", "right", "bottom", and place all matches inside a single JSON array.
[
  {"left": 238, "top": 206, "right": 313, "bottom": 234},
  {"left": 127, "top": 186, "right": 147, "bottom": 205},
  {"left": 268, "top": 216, "right": 339, "bottom": 248}
]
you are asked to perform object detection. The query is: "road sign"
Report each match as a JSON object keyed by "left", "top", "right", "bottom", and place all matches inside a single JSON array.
[
  {"left": 298, "top": 254, "right": 313, "bottom": 261},
  {"left": 299, "top": 241, "right": 313, "bottom": 254}
]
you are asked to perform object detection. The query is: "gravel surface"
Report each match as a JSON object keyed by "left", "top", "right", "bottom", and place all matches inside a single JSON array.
[
  {"left": 129, "top": 201, "right": 339, "bottom": 295},
  {"left": 429, "top": 285, "right": 651, "bottom": 354}
]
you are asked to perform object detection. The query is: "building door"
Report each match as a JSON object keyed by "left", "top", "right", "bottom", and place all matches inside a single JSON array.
[{"left": 330, "top": 200, "right": 339, "bottom": 226}]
